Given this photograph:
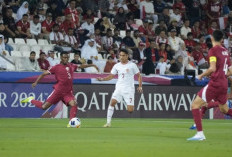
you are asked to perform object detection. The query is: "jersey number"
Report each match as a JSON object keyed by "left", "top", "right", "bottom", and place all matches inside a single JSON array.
[
  {"left": 67, "top": 71, "right": 71, "bottom": 79},
  {"left": 223, "top": 58, "right": 228, "bottom": 75}
]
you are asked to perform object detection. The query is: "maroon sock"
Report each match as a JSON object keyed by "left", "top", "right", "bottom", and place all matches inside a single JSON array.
[
  {"left": 207, "top": 101, "right": 219, "bottom": 109},
  {"left": 69, "top": 106, "right": 77, "bottom": 120},
  {"left": 200, "top": 106, "right": 207, "bottom": 118},
  {"left": 31, "top": 100, "right": 43, "bottom": 109},
  {"left": 192, "top": 109, "right": 202, "bottom": 131},
  {"left": 226, "top": 109, "right": 232, "bottom": 116}
]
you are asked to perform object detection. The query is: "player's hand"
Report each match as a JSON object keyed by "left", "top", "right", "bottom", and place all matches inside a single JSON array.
[
  {"left": 96, "top": 77, "right": 103, "bottom": 81},
  {"left": 137, "top": 87, "right": 143, "bottom": 93},
  {"left": 32, "top": 82, "right": 37, "bottom": 88},
  {"left": 197, "top": 75, "right": 203, "bottom": 80}
]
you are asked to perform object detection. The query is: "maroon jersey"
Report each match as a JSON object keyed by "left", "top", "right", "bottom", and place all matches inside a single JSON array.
[
  {"left": 208, "top": 45, "right": 231, "bottom": 88},
  {"left": 16, "top": 20, "right": 30, "bottom": 33},
  {"left": 48, "top": 63, "right": 78, "bottom": 92}
]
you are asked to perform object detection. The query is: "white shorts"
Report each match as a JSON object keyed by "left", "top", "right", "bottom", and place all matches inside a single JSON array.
[{"left": 112, "top": 89, "right": 135, "bottom": 106}]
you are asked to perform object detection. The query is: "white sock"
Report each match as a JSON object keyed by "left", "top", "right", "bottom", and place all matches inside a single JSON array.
[
  {"left": 107, "top": 106, "right": 114, "bottom": 124},
  {"left": 197, "top": 131, "right": 204, "bottom": 136}
]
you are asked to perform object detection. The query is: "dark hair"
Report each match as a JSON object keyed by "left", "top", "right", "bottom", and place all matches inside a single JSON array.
[
  {"left": 120, "top": 48, "right": 129, "bottom": 55},
  {"left": 33, "top": 15, "right": 40, "bottom": 19},
  {"left": 212, "top": 30, "right": 224, "bottom": 42},
  {"left": 107, "top": 28, "right": 112, "bottom": 32},
  {"left": 23, "top": 14, "right": 28, "bottom": 17},
  {"left": 60, "top": 51, "right": 69, "bottom": 57},
  {"left": 53, "top": 24, "right": 59, "bottom": 28},
  {"left": 30, "top": 51, "right": 36, "bottom": 55},
  {"left": 187, "top": 32, "right": 193, "bottom": 37}
]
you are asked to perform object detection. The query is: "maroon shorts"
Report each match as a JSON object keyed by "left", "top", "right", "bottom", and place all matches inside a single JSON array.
[
  {"left": 198, "top": 84, "right": 227, "bottom": 104},
  {"left": 46, "top": 90, "right": 76, "bottom": 105}
]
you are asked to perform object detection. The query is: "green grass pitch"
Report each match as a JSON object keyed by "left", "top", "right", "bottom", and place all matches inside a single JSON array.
[{"left": 0, "top": 118, "right": 232, "bottom": 157}]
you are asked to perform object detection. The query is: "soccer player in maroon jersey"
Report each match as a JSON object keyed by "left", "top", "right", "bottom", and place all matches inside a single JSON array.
[
  {"left": 21, "top": 52, "right": 98, "bottom": 127},
  {"left": 187, "top": 30, "right": 232, "bottom": 141}
]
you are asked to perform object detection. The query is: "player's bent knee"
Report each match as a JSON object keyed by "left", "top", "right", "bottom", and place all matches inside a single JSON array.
[
  {"left": 219, "top": 107, "right": 228, "bottom": 114},
  {"left": 128, "top": 109, "right": 133, "bottom": 113}
]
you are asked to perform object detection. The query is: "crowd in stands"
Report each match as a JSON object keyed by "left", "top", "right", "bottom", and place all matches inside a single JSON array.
[{"left": 0, "top": 0, "right": 232, "bottom": 75}]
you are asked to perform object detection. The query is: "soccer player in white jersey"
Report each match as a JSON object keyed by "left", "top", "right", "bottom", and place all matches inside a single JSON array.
[{"left": 97, "top": 49, "right": 143, "bottom": 127}]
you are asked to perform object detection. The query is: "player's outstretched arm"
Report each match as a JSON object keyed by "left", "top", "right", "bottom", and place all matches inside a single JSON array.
[
  {"left": 79, "top": 64, "right": 99, "bottom": 72},
  {"left": 32, "top": 71, "right": 50, "bottom": 88},
  {"left": 97, "top": 74, "right": 115, "bottom": 81},
  {"left": 197, "top": 61, "right": 216, "bottom": 80},
  {"left": 137, "top": 72, "right": 143, "bottom": 93}
]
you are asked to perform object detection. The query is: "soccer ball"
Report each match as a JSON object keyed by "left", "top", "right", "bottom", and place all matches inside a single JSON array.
[{"left": 69, "top": 117, "right": 81, "bottom": 128}]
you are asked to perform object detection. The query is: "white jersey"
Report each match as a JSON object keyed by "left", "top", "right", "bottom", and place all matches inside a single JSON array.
[{"left": 111, "top": 61, "right": 139, "bottom": 92}]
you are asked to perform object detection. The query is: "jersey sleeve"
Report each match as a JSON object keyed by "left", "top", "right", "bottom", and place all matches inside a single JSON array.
[
  {"left": 132, "top": 63, "right": 140, "bottom": 74},
  {"left": 48, "top": 65, "right": 56, "bottom": 74},
  {"left": 72, "top": 64, "right": 78, "bottom": 71},
  {"left": 208, "top": 48, "right": 217, "bottom": 63},
  {"left": 111, "top": 64, "right": 117, "bottom": 75}
]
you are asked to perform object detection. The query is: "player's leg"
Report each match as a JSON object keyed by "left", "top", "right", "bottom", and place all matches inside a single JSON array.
[
  {"left": 104, "top": 98, "right": 118, "bottom": 127},
  {"left": 68, "top": 100, "right": 78, "bottom": 120},
  {"left": 219, "top": 103, "right": 232, "bottom": 116},
  {"left": 21, "top": 96, "right": 53, "bottom": 110},
  {"left": 187, "top": 95, "right": 206, "bottom": 141},
  {"left": 124, "top": 92, "right": 135, "bottom": 113}
]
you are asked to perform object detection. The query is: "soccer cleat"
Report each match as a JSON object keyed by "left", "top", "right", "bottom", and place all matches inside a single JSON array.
[
  {"left": 187, "top": 133, "right": 206, "bottom": 141},
  {"left": 67, "top": 124, "right": 71, "bottom": 128},
  {"left": 21, "top": 96, "right": 34, "bottom": 103},
  {"left": 103, "top": 123, "right": 111, "bottom": 128},
  {"left": 189, "top": 124, "right": 196, "bottom": 130}
]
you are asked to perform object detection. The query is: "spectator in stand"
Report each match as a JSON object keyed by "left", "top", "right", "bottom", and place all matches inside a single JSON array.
[
  {"left": 98, "top": 0, "right": 110, "bottom": 18},
  {"left": 133, "top": 41, "right": 146, "bottom": 66},
  {"left": 153, "top": 0, "right": 167, "bottom": 15},
  {"left": 113, "top": 7, "right": 127, "bottom": 30},
  {"left": 116, "top": 0, "right": 129, "bottom": 13},
  {"left": 54, "top": 15, "right": 64, "bottom": 33},
  {"left": 140, "top": 0, "right": 158, "bottom": 24},
  {"left": 16, "top": 14, "right": 31, "bottom": 38},
  {"left": 3, "top": 0, "right": 20, "bottom": 13},
  {"left": 173, "top": 0, "right": 186, "bottom": 17},
  {"left": 71, "top": 53, "right": 84, "bottom": 72},
  {"left": 4, "top": 37, "right": 13, "bottom": 56},
  {"left": 0, "top": 22, "right": 10, "bottom": 39},
  {"left": 222, "top": 0, "right": 230, "bottom": 16},
  {"left": 184, "top": 32, "right": 196, "bottom": 53},
  {"left": 206, "top": 0, "right": 222, "bottom": 25},
  {"left": 168, "top": 19, "right": 181, "bottom": 36},
  {"left": 102, "top": 28, "right": 114, "bottom": 52},
  {"left": 180, "top": 19, "right": 191, "bottom": 39},
  {"left": 188, "top": 0, "right": 201, "bottom": 26},
  {"left": 94, "top": 19, "right": 106, "bottom": 35},
  {"left": 192, "top": 42, "right": 208, "bottom": 69},
  {"left": 156, "top": 56, "right": 171, "bottom": 75},
  {"left": 3, "top": 7, "right": 19, "bottom": 38},
  {"left": 81, "top": 15, "right": 94, "bottom": 36},
  {"left": 47, "top": 50, "right": 59, "bottom": 67},
  {"left": 75, "top": 27, "right": 89, "bottom": 48},
  {"left": 61, "top": 13, "right": 76, "bottom": 34},
  {"left": 82, "top": 9, "right": 95, "bottom": 23},
  {"left": 64, "top": 28, "right": 78, "bottom": 52},
  {"left": 122, "top": 30, "right": 136, "bottom": 49},
  {"left": 46, "top": 0, "right": 62, "bottom": 21},
  {"left": 50, "top": 24, "right": 65, "bottom": 52},
  {"left": 158, "top": 8, "right": 170, "bottom": 27},
  {"left": 155, "top": 20, "right": 167, "bottom": 36},
  {"left": 37, "top": 51, "right": 50, "bottom": 71},
  {"left": 166, "top": 44, "right": 175, "bottom": 61},
  {"left": 208, "top": 21, "right": 218, "bottom": 35},
  {"left": 64, "top": 0, "right": 80, "bottom": 27},
  {"left": 30, "top": 15, "right": 42, "bottom": 40},
  {"left": 168, "top": 28, "right": 184, "bottom": 54},
  {"left": 94, "top": 28, "right": 103, "bottom": 47},
  {"left": 0, "top": 35, "right": 7, "bottom": 70},
  {"left": 16, "top": 1, "right": 29, "bottom": 22},
  {"left": 41, "top": 13, "right": 55, "bottom": 40},
  {"left": 22, "top": 51, "right": 40, "bottom": 71},
  {"left": 37, "top": 7, "right": 46, "bottom": 22},
  {"left": 138, "top": 19, "right": 149, "bottom": 35},
  {"left": 156, "top": 30, "right": 168, "bottom": 45},
  {"left": 199, "top": 34, "right": 208, "bottom": 56},
  {"left": 147, "top": 22, "right": 155, "bottom": 37},
  {"left": 142, "top": 40, "right": 159, "bottom": 75},
  {"left": 104, "top": 56, "right": 116, "bottom": 73},
  {"left": 170, "top": 7, "right": 182, "bottom": 24},
  {"left": 81, "top": 39, "right": 98, "bottom": 63},
  {"left": 191, "top": 20, "right": 201, "bottom": 39},
  {"left": 113, "top": 28, "right": 122, "bottom": 47},
  {"left": 199, "top": 21, "right": 208, "bottom": 36},
  {"left": 132, "top": 30, "right": 142, "bottom": 48},
  {"left": 127, "top": 0, "right": 140, "bottom": 19},
  {"left": 103, "top": 17, "right": 115, "bottom": 30},
  {"left": 158, "top": 43, "right": 168, "bottom": 62}
]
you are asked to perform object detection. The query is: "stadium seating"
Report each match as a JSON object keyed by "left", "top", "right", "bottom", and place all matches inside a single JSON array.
[
  {"left": 26, "top": 39, "right": 38, "bottom": 45},
  {"left": 19, "top": 45, "right": 31, "bottom": 52},
  {"left": 15, "top": 38, "right": 26, "bottom": 44},
  {"left": 38, "top": 39, "right": 49, "bottom": 45},
  {"left": 11, "top": 51, "right": 22, "bottom": 57},
  {"left": 8, "top": 38, "right": 14, "bottom": 44},
  {"left": 21, "top": 51, "right": 32, "bottom": 57}
]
